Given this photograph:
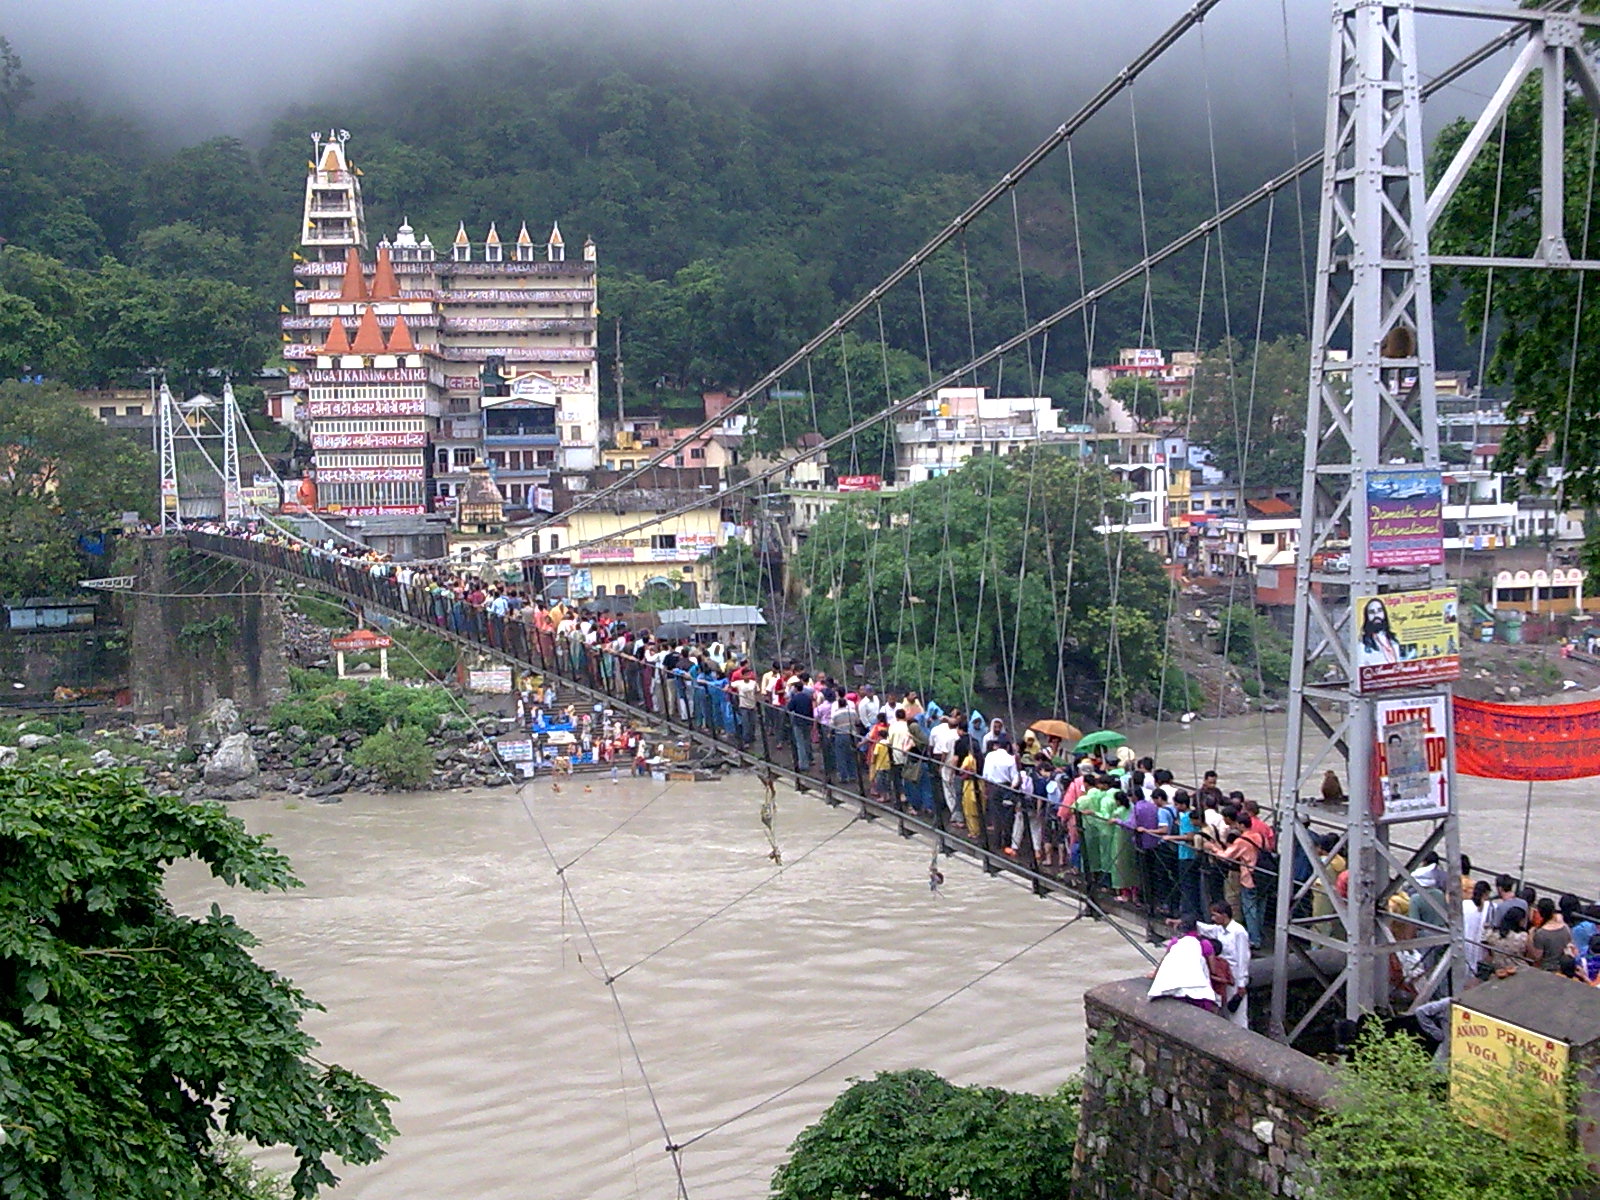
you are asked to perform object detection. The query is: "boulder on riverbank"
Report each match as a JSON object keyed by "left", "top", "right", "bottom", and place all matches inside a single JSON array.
[{"left": 203, "top": 731, "right": 260, "bottom": 790}]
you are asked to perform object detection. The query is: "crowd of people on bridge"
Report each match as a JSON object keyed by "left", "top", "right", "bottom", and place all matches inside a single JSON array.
[{"left": 189, "top": 520, "right": 1600, "bottom": 1024}]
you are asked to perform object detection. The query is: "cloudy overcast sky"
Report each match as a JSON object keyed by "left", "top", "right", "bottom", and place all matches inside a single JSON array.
[{"left": 2, "top": 0, "right": 1514, "bottom": 141}]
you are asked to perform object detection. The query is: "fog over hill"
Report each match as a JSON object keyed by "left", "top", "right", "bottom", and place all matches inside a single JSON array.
[{"left": 6, "top": 0, "right": 1502, "bottom": 148}]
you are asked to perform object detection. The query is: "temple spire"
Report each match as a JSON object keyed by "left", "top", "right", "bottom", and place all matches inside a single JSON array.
[
  {"left": 337, "top": 247, "right": 366, "bottom": 302},
  {"left": 369, "top": 244, "right": 399, "bottom": 300},
  {"left": 320, "top": 318, "right": 352, "bottom": 355},
  {"left": 349, "top": 305, "right": 387, "bottom": 355},
  {"left": 386, "top": 312, "right": 416, "bottom": 353}
]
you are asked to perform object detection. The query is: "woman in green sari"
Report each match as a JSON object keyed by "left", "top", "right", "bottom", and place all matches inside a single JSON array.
[{"left": 1107, "top": 789, "right": 1138, "bottom": 897}]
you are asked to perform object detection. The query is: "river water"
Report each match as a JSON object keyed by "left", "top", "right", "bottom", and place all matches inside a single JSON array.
[
  {"left": 168, "top": 774, "right": 1151, "bottom": 1199},
  {"left": 166, "top": 709, "right": 1586, "bottom": 1198}
]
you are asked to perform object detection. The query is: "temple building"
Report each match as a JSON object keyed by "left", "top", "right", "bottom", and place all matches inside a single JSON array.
[{"left": 283, "top": 130, "right": 600, "bottom": 516}]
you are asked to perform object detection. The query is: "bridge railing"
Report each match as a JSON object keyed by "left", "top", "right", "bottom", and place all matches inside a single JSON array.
[{"left": 189, "top": 532, "right": 1275, "bottom": 941}]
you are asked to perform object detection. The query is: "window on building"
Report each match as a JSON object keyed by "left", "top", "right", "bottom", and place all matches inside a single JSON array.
[
  {"left": 546, "top": 533, "right": 561, "bottom": 552},
  {"left": 1260, "top": 533, "right": 1274, "bottom": 546},
  {"left": 651, "top": 534, "right": 678, "bottom": 550},
  {"left": 489, "top": 452, "right": 505, "bottom": 468},
  {"left": 594, "top": 585, "right": 607, "bottom": 597},
  {"left": 690, "top": 448, "right": 704, "bottom": 460},
  {"left": 123, "top": 406, "right": 140, "bottom": 416},
  {"left": 485, "top": 241, "right": 502, "bottom": 263},
  {"left": 537, "top": 450, "right": 555, "bottom": 465},
  {"left": 1192, "top": 500, "right": 1206, "bottom": 511},
  {"left": 453, "top": 448, "right": 474, "bottom": 468},
  {"left": 569, "top": 426, "right": 582, "bottom": 442},
  {"left": 674, "top": 456, "right": 685, "bottom": 467},
  {"left": 99, "top": 406, "right": 116, "bottom": 418}
]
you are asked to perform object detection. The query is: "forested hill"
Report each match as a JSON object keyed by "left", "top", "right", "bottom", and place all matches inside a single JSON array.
[{"left": 0, "top": 30, "right": 1317, "bottom": 400}]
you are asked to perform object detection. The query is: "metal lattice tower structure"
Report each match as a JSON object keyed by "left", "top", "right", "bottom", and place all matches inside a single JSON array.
[
  {"left": 221, "top": 381, "right": 243, "bottom": 522},
  {"left": 1272, "top": 0, "right": 1600, "bottom": 1043},
  {"left": 156, "top": 379, "right": 182, "bottom": 534}
]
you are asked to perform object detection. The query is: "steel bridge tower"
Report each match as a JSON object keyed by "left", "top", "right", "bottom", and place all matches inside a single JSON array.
[{"left": 1273, "top": 0, "right": 1600, "bottom": 1042}]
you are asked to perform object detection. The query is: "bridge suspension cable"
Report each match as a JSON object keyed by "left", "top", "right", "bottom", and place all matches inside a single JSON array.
[
  {"left": 426, "top": 0, "right": 1233, "bottom": 565},
  {"left": 494, "top": 5, "right": 1559, "bottom": 571}
]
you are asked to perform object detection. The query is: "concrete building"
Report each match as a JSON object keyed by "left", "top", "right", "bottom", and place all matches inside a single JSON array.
[
  {"left": 1199, "top": 496, "right": 1301, "bottom": 589},
  {"left": 1443, "top": 461, "right": 1518, "bottom": 552},
  {"left": 476, "top": 468, "right": 741, "bottom": 603},
  {"left": 1089, "top": 347, "right": 1199, "bottom": 432},
  {"left": 283, "top": 132, "right": 599, "bottom": 517},
  {"left": 1489, "top": 565, "right": 1597, "bottom": 614},
  {"left": 892, "top": 386, "right": 1061, "bottom": 485}
]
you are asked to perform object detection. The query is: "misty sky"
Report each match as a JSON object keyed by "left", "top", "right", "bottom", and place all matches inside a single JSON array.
[{"left": 3, "top": 0, "right": 1515, "bottom": 143}]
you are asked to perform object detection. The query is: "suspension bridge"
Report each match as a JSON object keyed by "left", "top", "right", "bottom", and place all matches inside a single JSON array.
[{"left": 126, "top": 0, "right": 1600, "bottom": 1061}]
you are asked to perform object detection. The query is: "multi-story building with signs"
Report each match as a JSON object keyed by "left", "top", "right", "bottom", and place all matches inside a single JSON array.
[{"left": 283, "top": 131, "right": 600, "bottom": 517}]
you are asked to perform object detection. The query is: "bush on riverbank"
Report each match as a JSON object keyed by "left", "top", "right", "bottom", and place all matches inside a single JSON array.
[
  {"left": 351, "top": 725, "right": 434, "bottom": 789},
  {"left": 770, "top": 1069, "right": 1079, "bottom": 1200},
  {"left": 270, "top": 670, "right": 463, "bottom": 739}
]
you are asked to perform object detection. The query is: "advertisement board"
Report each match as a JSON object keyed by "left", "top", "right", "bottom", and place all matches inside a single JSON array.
[
  {"left": 1375, "top": 695, "right": 1450, "bottom": 821},
  {"left": 494, "top": 738, "right": 535, "bottom": 763},
  {"left": 468, "top": 668, "right": 514, "bottom": 694},
  {"left": 1353, "top": 587, "right": 1460, "bottom": 693},
  {"left": 1365, "top": 468, "right": 1444, "bottom": 567},
  {"left": 1450, "top": 1004, "right": 1567, "bottom": 1132},
  {"left": 836, "top": 475, "right": 883, "bottom": 492}
]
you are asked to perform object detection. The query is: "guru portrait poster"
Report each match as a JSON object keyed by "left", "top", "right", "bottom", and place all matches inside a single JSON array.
[{"left": 1354, "top": 587, "right": 1460, "bottom": 693}]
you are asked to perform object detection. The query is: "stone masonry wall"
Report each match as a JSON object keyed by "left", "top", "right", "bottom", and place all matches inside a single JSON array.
[
  {"left": 129, "top": 542, "right": 287, "bottom": 723},
  {"left": 1074, "top": 979, "right": 1334, "bottom": 1200}
]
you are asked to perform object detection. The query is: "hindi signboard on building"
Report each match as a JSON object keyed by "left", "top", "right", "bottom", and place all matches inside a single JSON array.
[
  {"left": 305, "top": 398, "right": 431, "bottom": 418},
  {"left": 1375, "top": 695, "right": 1450, "bottom": 821},
  {"left": 836, "top": 475, "right": 883, "bottom": 492},
  {"left": 1353, "top": 587, "right": 1460, "bottom": 693},
  {"left": 1365, "top": 468, "right": 1444, "bottom": 567}
]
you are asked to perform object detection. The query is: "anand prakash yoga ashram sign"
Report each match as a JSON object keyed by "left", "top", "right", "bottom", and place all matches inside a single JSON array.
[{"left": 1451, "top": 1002, "right": 1569, "bottom": 1130}]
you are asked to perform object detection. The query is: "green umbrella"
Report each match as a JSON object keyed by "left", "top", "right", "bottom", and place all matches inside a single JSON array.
[{"left": 1074, "top": 730, "right": 1128, "bottom": 753}]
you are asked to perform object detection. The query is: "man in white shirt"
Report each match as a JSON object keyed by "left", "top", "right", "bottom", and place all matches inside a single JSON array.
[
  {"left": 928, "top": 712, "right": 961, "bottom": 828},
  {"left": 886, "top": 709, "right": 914, "bottom": 807},
  {"left": 1199, "top": 900, "right": 1252, "bottom": 1029},
  {"left": 980, "top": 740, "right": 1019, "bottom": 858}
]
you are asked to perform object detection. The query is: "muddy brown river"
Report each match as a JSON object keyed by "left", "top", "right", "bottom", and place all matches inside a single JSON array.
[{"left": 166, "top": 710, "right": 1587, "bottom": 1198}]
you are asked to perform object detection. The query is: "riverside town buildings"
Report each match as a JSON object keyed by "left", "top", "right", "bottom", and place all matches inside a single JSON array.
[{"left": 282, "top": 131, "right": 599, "bottom": 516}]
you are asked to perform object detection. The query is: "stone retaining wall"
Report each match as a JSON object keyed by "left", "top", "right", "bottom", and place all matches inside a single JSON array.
[{"left": 1074, "top": 979, "right": 1334, "bottom": 1199}]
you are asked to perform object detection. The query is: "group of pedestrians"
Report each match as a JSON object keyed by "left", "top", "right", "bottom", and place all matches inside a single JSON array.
[{"left": 194, "top": 522, "right": 1600, "bottom": 1021}]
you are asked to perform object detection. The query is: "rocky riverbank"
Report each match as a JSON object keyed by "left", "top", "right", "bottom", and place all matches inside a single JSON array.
[{"left": 0, "top": 697, "right": 524, "bottom": 804}]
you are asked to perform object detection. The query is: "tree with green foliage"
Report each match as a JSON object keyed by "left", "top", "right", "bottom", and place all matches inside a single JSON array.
[
  {"left": 704, "top": 540, "right": 763, "bottom": 606},
  {"left": 793, "top": 453, "right": 1172, "bottom": 718},
  {"left": 351, "top": 724, "right": 434, "bottom": 788},
  {"left": 0, "top": 380, "right": 153, "bottom": 597},
  {"left": 1106, "top": 374, "right": 1164, "bottom": 429},
  {"left": 269, "top": 671, "right": 457, "bottom": 739},
  {"left": 0, "top": 35, "right": 31, "bottom": 126},
  {"left": 1429, "top": 43, "right": 1600, "bottom": 567},
  {"left": 1184, "top": 336, "right": 1310, "bottom": 491},
  {"left": 0, "top": 762, "right": 396, "bottom": 1198},
  {"left": 1307, "top": 1025, "right": 1590, "bottom": 1200},
  {"left": 770, "top": 1068, "right": 1078, "bottom": 1200}
]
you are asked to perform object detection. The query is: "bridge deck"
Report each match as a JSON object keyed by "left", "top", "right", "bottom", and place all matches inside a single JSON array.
[{"left": 185, "top": 532, "right": 1162, "bottom": 962}]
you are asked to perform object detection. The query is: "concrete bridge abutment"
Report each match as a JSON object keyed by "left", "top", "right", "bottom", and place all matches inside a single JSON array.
[{"left": 128, "top": 541, "right": 287, "bottom": 725}]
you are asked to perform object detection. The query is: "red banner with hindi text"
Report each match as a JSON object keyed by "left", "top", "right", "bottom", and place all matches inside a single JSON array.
[{"left": 1453, "top": 695, "right": 1600, "bottom": 781}]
